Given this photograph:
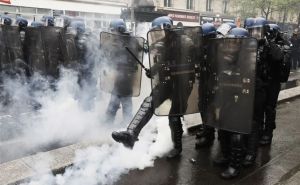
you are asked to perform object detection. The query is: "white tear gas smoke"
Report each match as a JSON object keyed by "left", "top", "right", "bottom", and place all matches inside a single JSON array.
[
  {"left": 1, "top": 21, "right": 176, "bottom": 184},
  {"left": 21, "top": 118, "right": 172, "bottom": 185}
]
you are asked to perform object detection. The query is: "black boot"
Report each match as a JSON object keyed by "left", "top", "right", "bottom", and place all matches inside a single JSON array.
[
  {"left": 112, "top": 96, "right": 153, "bottom": 148},
  {"left": 195, "top": 125, "right": 215, "bottom": 149},
  {"left": 221, "top": 134, "right": 244, "bottom": 179},
  {"left": 259, "top": 129, "right": 273, "bottom": 145},
  {"left": 243, "top": 121, "right": 259, "bottom": 167},
  {"left": 214, "top": 130, "right": 230, "bottom": 167},
  {"left": 112, "top": 131, "right": 137, "bottom": 148},
  {"left": 167, "top": 116, "right": 183, "bottom": 158}
]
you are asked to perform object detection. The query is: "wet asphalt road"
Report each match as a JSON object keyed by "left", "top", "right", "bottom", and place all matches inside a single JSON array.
[{"left": 116, "top": 98, "right": 300, "bottom": 185}]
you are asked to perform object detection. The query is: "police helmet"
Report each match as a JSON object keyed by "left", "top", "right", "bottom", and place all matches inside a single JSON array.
[
  {"left": 109, "top": 19, "right": 127, "bottom": 33},
  {"left": 71, "top": 20, "right": 86, "bottom": 34},
  {"left": 268, "top": 24, "right": 280, "bottom": 32},
  {"left": 202, "top": 23, "right": 216, "bottom": 37},
  {"left": 253, "top": 17, "right": 267, "bottom": 27},
  {"left": 41, "top": 16, "right": 54, "bottom": 26},
  {"left": 16, "top": 17, "right": 28, "bottom": 29},
  {"left": 1, "top": 15, "right": 12, "bottom": 25},
  {"left": 244, "top": 17, "right": 255, "bottom": 28},
  {"left": 31, "top": 21, "right": 44, "bottom": 27},
  {"left": 228, "top": 28, "right": 249, "bottom": 37},
  {"left": 267, "top": 23, "right": 281, "bottom": 39},
  {"left": 151, "top": 16, "right": 173, "bottom": 30}
]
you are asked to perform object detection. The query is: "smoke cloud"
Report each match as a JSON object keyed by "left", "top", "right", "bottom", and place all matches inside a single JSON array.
[{"left": 1, "top": 21, "right": 175, "bottom": 184}]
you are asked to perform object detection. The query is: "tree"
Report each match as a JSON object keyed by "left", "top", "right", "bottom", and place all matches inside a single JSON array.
[{"left": 232, "top": 0, "right": 300, "bottom": 21}]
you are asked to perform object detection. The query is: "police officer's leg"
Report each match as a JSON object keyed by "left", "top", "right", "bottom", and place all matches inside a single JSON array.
[
  {"left": 221, "top": 133, "right": 245, "bottom": 179},
  {"left": 195, "top": 124, "right": 215, "bottom": 149},
  {"left": 260, "top": 81, "right": 281, "bottom": 145},
  {"left": 243, "top": 120, "right": 260, "bottom": 166},
  {"left": 112, "top": 96, "right": 154, "bottom": 148},
  {"left": 167, "top": 116, "right": 183, "bottom": 158},
  {"left": 213, "top": 130, "right": 230, "bottom": 166},
  {"left": 105, "top": 95, "right": 121, "bottom": 123},
  {"left": 121, "top": 97, "right": 133, "bottom": 123},
  {"left": 243, "top": 84, "right": 265, "bottom": 166}
]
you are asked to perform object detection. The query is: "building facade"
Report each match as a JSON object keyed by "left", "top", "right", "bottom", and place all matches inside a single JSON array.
[
  {"left": 0, "top": 0, "right": 128, "bottom": 29},
  {"left": 1, "top": 0, "right": 297, "bottom": 30}
]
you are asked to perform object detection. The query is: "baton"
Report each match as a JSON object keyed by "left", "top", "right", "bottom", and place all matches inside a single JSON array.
[{"left": 125, "top": 46, "right": 147, "bottom": 71}]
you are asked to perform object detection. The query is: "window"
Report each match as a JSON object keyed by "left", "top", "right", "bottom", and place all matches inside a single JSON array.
[
  {"left": 187, "top": 0, "right": 193, "bottom": 10},
  {"left": 206, "top": 0, "right": 212, "bottom": 11},
  {"left": 0, "top": 5, "right": 17, "bottom": 13},
  {"left": 164, "top": 0, "right": 171, "bottom": 7},
  {"left": 65, "top": 11, "right": 79, "bottom": 17},
  {"left": 223, "top": 0, "right": 228, "bottom": 14}
]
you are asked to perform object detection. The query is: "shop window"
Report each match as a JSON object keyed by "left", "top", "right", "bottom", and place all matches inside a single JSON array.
[
  {"left": 37, "top": 8, "right": 51, "bottom": 15},
  {"left": 20, "top": 7, "right": 36, "bottom": 14},
  {"left": 0, "top": 5, "right": 17, "bottom": 13},
  {"left": 65, "top": 11, "right": 79, "bottom": 17}
]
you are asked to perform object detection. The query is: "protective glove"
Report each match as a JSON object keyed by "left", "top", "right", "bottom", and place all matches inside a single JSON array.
[{"left": 145, "top": 68, "right": 152, "bottom": 79}]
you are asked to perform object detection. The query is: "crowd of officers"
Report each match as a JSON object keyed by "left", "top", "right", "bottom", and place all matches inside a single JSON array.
[
  {"left": 0, "top": 14, "right": 291, "bottom": 180},
  {"left": 110, "top": 17, "right": 291, "bottom": 179},
  {"left": 0, "top": 14, "right": 91, "bottom": 80}
]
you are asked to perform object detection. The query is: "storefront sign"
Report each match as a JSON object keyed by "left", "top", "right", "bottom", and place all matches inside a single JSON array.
[
  {"left": 162, "top": 10, "right": 199, "bottom": 22},
  {"left": 0, "top": 0, "right": 11, "bottom": 4}
]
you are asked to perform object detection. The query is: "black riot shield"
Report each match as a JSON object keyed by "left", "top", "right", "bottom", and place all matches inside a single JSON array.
[
  {"left": 42, "top": 27, "right": 64, "bottom": 77},
  {"left": 24, "top": 26, "right": 63, "bottom": 77},
  {"left": 147, "top": 27, "right": 203, "bottom": 116},
  {"left": 205, "top": 38, "right": 257, "bottom": 134},
  {"left": 100, "top": 32, "right": 145, "bottom": 97},
  {"left": 60, "top": 31, "right": 79, "bottom": 68},
  {"left": 0, "top": 25, "right": 24, "bottom": 73}
]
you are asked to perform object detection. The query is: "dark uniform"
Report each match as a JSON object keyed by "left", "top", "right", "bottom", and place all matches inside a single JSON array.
[
  {"left": 208, "top": 27, "right": 257, "bottom": 179},
  {"left": 112, "top": 16, "right": 198, "bottom": 158},
  {"left": 104, "top": 19, "right": 133, "bottom": 123},
  {"left": 195, "top": 23, "right": 217, "bottom": 148},
  {"left": 243, "top": 20, "right": 291, "bottom": 166}
]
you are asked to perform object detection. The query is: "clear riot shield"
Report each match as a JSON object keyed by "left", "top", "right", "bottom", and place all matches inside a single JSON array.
[
  {"left": 147, "top": 27, "right": 203, "bottom": 116},
  {"left": 248, "top": 26, "right": 266, "bottom": 40},
  {"left": 205, "top": 38, "right": 257, "bottom": 134},
  {"left": 100, "top": 32, "right": 145, "bottom": 97},
  {"left": 24, "top": 26, "right": 63, "bottom": 77},
  {"left": 0, "top": 25, "right": 24, "bottom": 72}
]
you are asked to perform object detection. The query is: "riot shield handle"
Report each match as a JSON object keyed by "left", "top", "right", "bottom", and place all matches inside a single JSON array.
[{"left": 125, "top": 46, "right": 150, "bottom": 75}]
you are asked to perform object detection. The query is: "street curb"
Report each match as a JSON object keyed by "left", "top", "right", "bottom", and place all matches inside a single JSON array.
[
  {"left": 0, "top": 141, "right": 105, "bottom": 185},
  {"left": 1, "top": 87, "right": 300, "bottom": 185}
]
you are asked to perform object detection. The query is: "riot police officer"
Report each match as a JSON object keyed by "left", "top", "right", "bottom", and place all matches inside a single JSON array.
[
  {"left": 15, "top": 17, "right": 28, "bottom": 43},
  {"left": 104, "top": 19, "right": 133, "bottom": 123},
  {"left": 111, "top": 16, "right": 196, "bottom": 158},
  {"left": 195, "top": 22, "right": 237, "bottom": 149},
  {"left": 195, "top": 23, "right": 217, "bottom": 148},
  {"left": 1, "top": 15, "right": 12, "bottom": 26},
  {"left": 41, "top": 15, "right": 54, "bottom": 27},
  {"left": 242, "top": 18, "right": 291, "bottom": 166},
  {"left": 210, "top": 27, "right": 256, "bottom": 179},
  {"left": 260, "top": 24, "right": 291, "bottom": 145}
]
